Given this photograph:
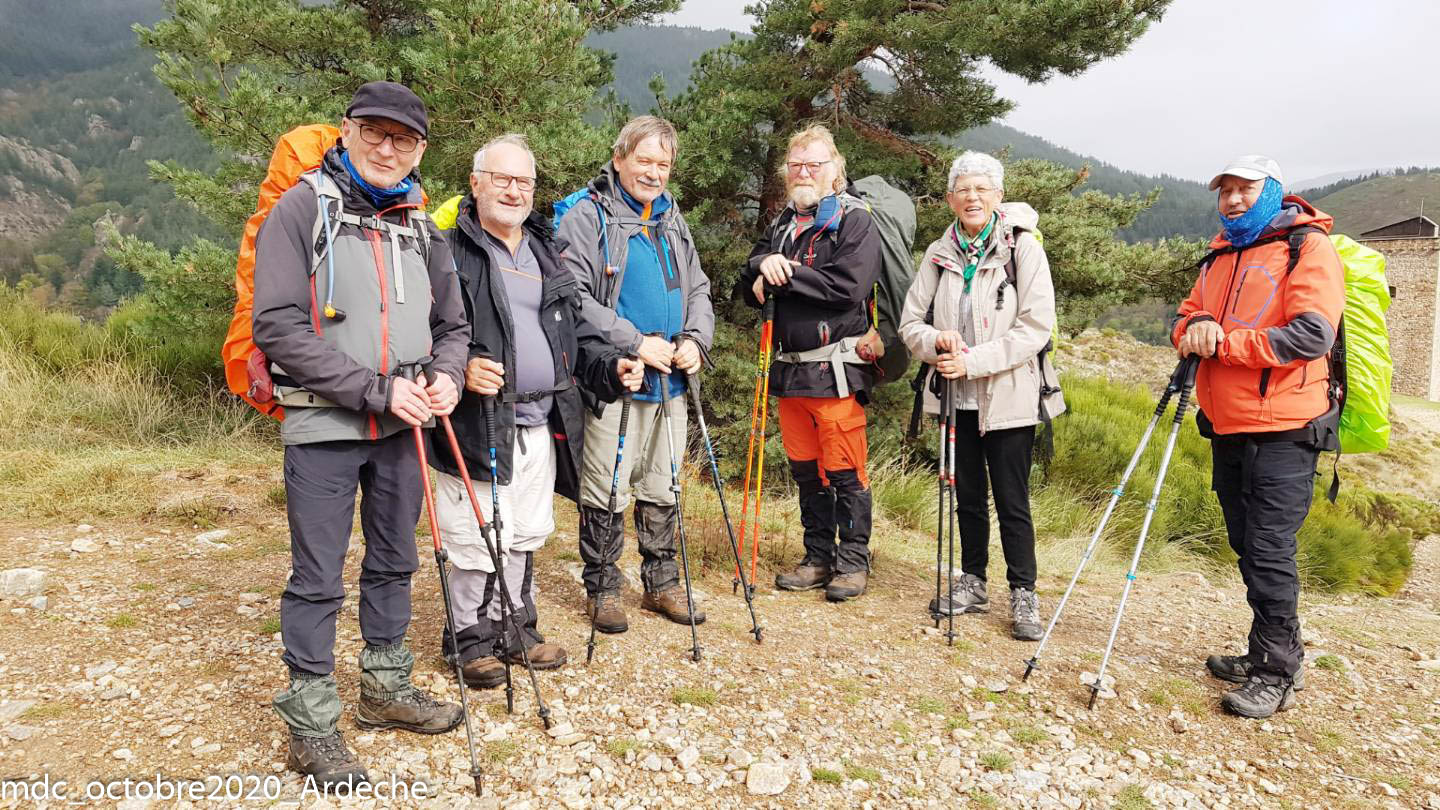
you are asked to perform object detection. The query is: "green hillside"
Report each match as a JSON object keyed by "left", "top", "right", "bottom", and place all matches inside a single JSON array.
[{"left": 1312, "top": 170, "right": 1440, "bottom": 236}]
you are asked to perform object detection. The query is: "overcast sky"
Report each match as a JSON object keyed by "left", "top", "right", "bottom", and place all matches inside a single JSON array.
[{"left": 661, "top": 0, "right": 1440, "bottom": 185}]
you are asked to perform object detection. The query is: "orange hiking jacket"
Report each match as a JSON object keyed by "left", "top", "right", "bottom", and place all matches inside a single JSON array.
[{"left": 1171, "top": 196, "right": 1345, "bottom": 436}]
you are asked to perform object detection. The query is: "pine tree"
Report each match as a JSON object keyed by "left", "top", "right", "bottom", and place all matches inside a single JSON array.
[
  {"left": 110, "top": 0, "right": 677, "bottom": 377},
  {"left": 665, "top": 0, "right": 1200, "bottom": 330}
]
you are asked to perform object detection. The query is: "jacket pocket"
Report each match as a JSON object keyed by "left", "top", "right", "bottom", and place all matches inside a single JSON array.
[{"left": 1227, "top": 262, "right": 1280, "bottom": 328}]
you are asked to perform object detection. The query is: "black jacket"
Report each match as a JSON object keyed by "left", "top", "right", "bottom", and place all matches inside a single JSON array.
[
  {"left": 429, "top": 198, "right": 625, "bottom": 501},
  {"left": 737, "top": 190, "right": 883, "bottom": 400}
]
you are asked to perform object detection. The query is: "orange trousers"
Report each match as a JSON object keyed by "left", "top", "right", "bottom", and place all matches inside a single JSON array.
[{"left": 777, "top": 395, "right": 869, "bottom": 488}]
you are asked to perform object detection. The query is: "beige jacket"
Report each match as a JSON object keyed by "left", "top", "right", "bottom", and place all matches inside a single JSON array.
[{"left": 899, "top": 202, "right": 1065, "bottom": 432}]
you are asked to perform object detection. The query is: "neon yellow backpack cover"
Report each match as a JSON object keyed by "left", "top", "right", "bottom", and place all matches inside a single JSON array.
[
  {"left": 431, "top": 194, "right": 463, "bottom": 232},
  {"left": 1331, "top": 234, "right": 1392, "bottom": 454}
]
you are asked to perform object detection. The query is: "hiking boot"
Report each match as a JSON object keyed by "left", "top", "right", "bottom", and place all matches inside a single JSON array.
[
  {"left": 286, "top": 731, "right": 368, "bottom": 787},
  {"left": 1009, "top": 588, "right": 1043, "bottom": 641},
  {"left": 586, "top": 591, "right": 629, "bottom": 634},
  {"left": 641, "top": 586, "right": 706, "bottom": 625},
  {"left": 354, "top": 687, "right": 464, "bottom": 735},
  {"left": 500, "top": 642, "right": 568, "bottom": 670},
  {"left": 460, "top": 656, "right": 506, "bottom": 690},
  {"left": 1206, "top": 654, "right": 1305, "bottom": 690},
  {"left": 775, "top": 562, "right": 833, "bottom": 591},
  {"left": 928, "top": 573, "right": 989, "bottom": 616},
  {"left": 825, "top": 569, "right": 868, "bottom": 602},
  {"left": 1220, "top": 673, "right": 1297, "bottom": 718}
]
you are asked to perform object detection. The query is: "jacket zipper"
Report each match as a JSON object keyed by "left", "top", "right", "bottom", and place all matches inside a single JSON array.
[
  {"left": 366, "top": 229, "right": 390, "bottom": 440},
  {"left": 1259, "top": 367, "right": 1272, "bottom": 400},
  {"left": 1217, "top": 246, "right": 1245, "bottom": 324}
]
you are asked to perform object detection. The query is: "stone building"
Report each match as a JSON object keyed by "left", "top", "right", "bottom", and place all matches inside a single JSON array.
[{"left": 1360, "top": 216, "right": 1440, "bottom": 400}]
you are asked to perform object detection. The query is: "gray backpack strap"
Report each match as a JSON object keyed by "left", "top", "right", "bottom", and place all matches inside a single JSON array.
[{"left": 298, "top": 170, "right": 344, "bottom": 278}]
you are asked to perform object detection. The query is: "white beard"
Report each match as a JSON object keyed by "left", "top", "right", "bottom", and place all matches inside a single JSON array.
[
  {"left": 789, "top": 185, "right": 821, "bottom": 210},
  {"left": 481, "top": 200, "right": 529, "bottom": 230}
]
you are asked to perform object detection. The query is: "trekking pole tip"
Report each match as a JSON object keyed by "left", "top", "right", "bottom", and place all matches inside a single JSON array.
[
  {"left": 1086, "top": 684, "right": 1100, "bottom": 711},
  {"left": 1022, "top": 659, "right": 1037, "bottom": 681},
  {"left": 470, "top": 771, "right": 483, "bottom": 795}
]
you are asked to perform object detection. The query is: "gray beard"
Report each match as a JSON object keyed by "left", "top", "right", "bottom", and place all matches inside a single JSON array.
[{"left": 789, "top": 186, "right": 821, "bottom": 210}]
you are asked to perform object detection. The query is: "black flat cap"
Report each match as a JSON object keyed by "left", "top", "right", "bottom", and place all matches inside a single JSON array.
[{"left": 345, "top": 81, "right": 428, "bottom": 138}]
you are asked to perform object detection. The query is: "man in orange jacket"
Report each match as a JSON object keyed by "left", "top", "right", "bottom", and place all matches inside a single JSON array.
[{"left": 1172, "top": 155, "right": 1344, "bottom": 719}]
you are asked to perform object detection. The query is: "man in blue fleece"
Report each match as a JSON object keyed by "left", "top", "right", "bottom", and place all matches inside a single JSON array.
[{"left": 555, "top": 116, "right": 714, "bottom": 633}]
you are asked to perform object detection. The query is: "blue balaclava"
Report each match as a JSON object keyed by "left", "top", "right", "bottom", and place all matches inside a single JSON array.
[{"left": 1218, "top": 177, "right": 1284, "bottom": 248}]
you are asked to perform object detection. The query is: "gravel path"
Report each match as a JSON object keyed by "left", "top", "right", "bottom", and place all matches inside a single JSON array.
[{"left": 1, "top": 516, "right": 1437, "bottom": 809}]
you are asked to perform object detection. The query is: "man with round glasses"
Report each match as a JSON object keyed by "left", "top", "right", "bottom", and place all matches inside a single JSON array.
[{"left": 736, "top": 124, "right": 882, "bottom": 602}]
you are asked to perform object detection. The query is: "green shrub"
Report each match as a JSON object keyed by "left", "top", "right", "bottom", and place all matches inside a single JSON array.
[{"left": 1042, "top": 373, "right": 1416, "bottom": 594}]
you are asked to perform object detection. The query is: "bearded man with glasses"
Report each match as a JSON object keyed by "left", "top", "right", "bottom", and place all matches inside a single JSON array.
[{"left": 735, "top": 125, "right": 883, "bottom": 603}]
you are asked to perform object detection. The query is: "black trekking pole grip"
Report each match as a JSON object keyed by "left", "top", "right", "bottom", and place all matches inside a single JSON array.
[
  {"left": 1174, "top": 357, "right": 1199, "bottom": 425},
  {"left": 1180, "top": 354, "right": 1200, "bottom": 388}
]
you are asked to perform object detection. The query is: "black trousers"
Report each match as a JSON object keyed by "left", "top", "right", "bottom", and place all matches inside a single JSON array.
[
  {"left": 279, "top": 432, "right": 422, "bottom": 676},
  {"left": 952, "top": 410, "right": 1037, "bottom": 590},
  {"left": 1211, "top": 436, "right": 1318, "bottom": 679}
]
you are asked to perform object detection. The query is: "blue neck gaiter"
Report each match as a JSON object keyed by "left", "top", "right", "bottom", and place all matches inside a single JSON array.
[
  {"left": 340, "top": 150, "right": 414, "bottom": 210},
  {"left": 1219, "top": 177, "right": 1284, "bottom": 248}
]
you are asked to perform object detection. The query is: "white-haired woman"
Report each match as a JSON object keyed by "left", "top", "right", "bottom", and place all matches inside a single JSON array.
[{"left": 898, "top": 151, "right": 1065, "bottom": 641}]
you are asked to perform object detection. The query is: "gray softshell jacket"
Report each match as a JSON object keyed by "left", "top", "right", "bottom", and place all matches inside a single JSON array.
[
  {"left": 899, "top": 202, "right": 1065, "bottom": 432},
  {"left": 553, "top": 162, "right": 714, "bottom": 358},
  {"left": 252, "top": 147, "right": 468, "bottom": 445}
]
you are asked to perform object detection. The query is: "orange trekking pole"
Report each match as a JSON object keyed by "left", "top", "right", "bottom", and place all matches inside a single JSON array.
[{"left": 736, "top": 297, "right": 776, "bottom": 591}]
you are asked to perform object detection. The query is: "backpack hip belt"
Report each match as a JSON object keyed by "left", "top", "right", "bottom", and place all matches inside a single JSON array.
[{"left": 773, "top": 336, "right": 866, "bottom": 398}]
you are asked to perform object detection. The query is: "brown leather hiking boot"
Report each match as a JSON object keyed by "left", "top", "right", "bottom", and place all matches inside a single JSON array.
[
  {"left": 825, "top": 569, "right": 868, "bottom": 602},
  {"left": 460, "top": 656, "right": 506, "bottom": 689},
  {"left": 286, "top": 731, "right": 367, "bottom": 788},
  {"left": 501, "top": 642, "right": 568, "bottom": 670},
  {"left": 586, "top": 591, "right": 629, "bottom": 634},
  {"left": 354, "top": 688, "right": 463, "bottom": 734},
  {"left": 775, "top": 562, "right": 833, "bottom": 591},
  {"left": 641, "top": 586, "right": 706, "bottom": 625}
]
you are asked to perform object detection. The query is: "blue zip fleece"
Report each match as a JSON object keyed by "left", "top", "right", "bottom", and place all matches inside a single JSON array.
[{"left": 615, "top": 186, "right": 686, "bottom": 402}]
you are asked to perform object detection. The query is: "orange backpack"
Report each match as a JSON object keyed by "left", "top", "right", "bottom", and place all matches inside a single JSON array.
[{"left": 222, "top": 124, "right": 341, "bottom": 418}]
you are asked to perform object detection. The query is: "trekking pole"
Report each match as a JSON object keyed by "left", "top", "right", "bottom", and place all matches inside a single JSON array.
[
  {"left": 736, "top": 296, "right": 775, "bottom": 594},
  {"left": 1023, "top": 356, "right": 1192, "bottom": 681},
  {"left": 658, "top": 355, "right": 703, "bottom": 662},
  {"left": 944, "top": 376, "right": 958, "bottom": 647},
  {"left": 587, "top": 384, "right": 634, "bottom": 665},
  {"left": 930, "top": 372, "right": 949, "bottom": 629},
  {"left": 402, "top": 363, "right": 483, "bottom": 796},
  {"left": 477, "top": 393, "right": 554, "bottom": 728},
  {"left": 750, "top": 298, "right": 777, "bottom": 586},
  {"left": 1086, "top": 356, "right": 1199, "bottom": 710},
  {"left": 687, "top": 373, "right": 763, "bottom": 643}
]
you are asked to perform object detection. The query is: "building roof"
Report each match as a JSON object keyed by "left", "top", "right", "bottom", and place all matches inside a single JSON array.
[{"left": 1361, "top": 215, "right": 1439, "bottom": 240}]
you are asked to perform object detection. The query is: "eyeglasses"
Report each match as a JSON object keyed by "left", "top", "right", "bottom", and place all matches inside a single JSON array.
[
  {"left": 950, "top": 185, "right": 998, "bottom": 198},
  {"left": 354, "top": 122, "right": 423, "bottom": 154},
  {"left": 786, "top": 160, "right": 832, "bottom": 176},
  {"left": 476, "top": 171, "right": 536, "bottom": 192}
]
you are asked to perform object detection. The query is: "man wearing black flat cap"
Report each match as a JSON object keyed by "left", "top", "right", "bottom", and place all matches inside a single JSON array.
[{"left": 253, "top": 80, "right": 469, "bottom": 786}]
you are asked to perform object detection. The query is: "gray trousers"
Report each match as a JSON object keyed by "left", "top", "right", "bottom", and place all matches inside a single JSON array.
[
  {"left": 442, "top": 547, "right": 542, "bottom": 662},
  {"left": 278, "top": 433, "right": 422, "bottom": 676},
  {"left": 578, "top": 395, "right": 685, "bottom": 594}
]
